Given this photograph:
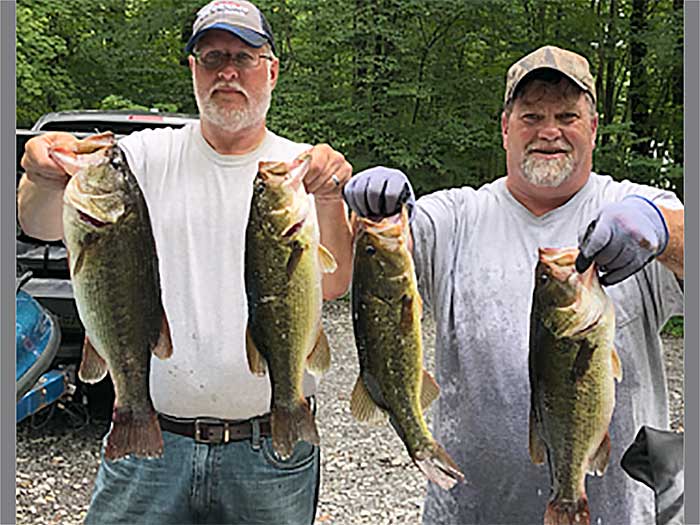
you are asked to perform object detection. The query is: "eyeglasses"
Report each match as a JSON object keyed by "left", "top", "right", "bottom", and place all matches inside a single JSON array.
[{"left": 192, "top": 49, "right": 273, "bottom": 71}]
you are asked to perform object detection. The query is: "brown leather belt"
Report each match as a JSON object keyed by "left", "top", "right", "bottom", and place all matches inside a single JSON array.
[
  {"left": 157, "top": 398, "right": 315, "bottom": 445},
  {"left": 158, "top": 413, "right": 272, "bottom": 445}
]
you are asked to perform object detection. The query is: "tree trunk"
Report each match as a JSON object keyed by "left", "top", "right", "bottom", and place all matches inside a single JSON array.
[
  {"left": 629, "top": 0, "right": 651, "bottom": 156},
  {"left": 602, "top": 0, "right": 617, "bottom": 148},
  {"left": 671, "top": 0, "right": 683, "bottom": 165}
]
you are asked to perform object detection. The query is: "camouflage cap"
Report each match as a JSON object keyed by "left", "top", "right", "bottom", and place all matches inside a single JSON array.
[{"left": 504, "top": 45, "right": 596, "bottom": 105}]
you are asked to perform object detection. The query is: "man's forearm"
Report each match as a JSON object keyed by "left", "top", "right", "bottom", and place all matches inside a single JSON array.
[
  {"left": 316, "top": 199, "right": 353, "bottom": 300},
  {"left": 657, "top": 206, "right": 683, "bottom": 279},
  {"left": 17, "top": 173, "right": 67, "bottom": 241}
]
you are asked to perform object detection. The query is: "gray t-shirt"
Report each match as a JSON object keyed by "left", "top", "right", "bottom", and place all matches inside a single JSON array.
[{"left": 411, "top": 173, "right": 683, "bottom": 525}]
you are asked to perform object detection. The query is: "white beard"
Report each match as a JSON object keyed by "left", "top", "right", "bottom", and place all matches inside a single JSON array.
[
  {"left": 521, "top": 152, "right": 574, "bottom": 187},
  {"left": 194, "top": 76, "right": 272, "bottom": 133}
]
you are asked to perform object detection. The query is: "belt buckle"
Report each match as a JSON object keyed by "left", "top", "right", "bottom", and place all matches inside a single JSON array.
[{"left": 193, "top": 418, "right": 230, "bottom": 444}]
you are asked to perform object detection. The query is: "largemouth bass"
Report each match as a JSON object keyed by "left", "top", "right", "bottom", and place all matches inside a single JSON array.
[
  {"left": 349, "top": 207, "right": 464, "bottom": 490},
  {"left": 245, "top": 157, "right": 336, "bottom": 460},
  {"left": 529, "top": 247, "right": 622, "bottom": 525},
  {"left": 53, "top": 132, "right": 172, "bottom": 461}
]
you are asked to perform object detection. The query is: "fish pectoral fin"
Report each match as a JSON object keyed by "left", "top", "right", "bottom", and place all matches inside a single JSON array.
[
  {"left": 151, "top": 312, "right": 173, "bottom": 360},
  {"left": 349, "top": 377, "right": 387, "bottom": 425},
  {"left": 245, "top": 326, "right": 267, "bottom": 376},
  {"left": 70, "top": 247, "right": 87, "bottom": 276},
  {"left": 528, "top": 409, "right": 546, "bottom": 465},
  {"left": 420, "top": 369, "right": 440, "bottom": 411},
  {"left": 306, "top": 328, "right": 331, "bottom": 375},
  {"left": 78, "top": 336, "right": 109, "bottom": 384},
  {"left": 318, "top": 244, "right": 338, "bottom": 274},
  {"left": 588, "top": 431, "right": 611, "bottom": 476},
  {"left": 611, "top": 347, "right": 623, "bottom": 381},
  {"left": 286, "top": 241, "right": 306, "bottom": 278},
  {"left": 570, "top": 339, "right": 596, "bottom": 382}
]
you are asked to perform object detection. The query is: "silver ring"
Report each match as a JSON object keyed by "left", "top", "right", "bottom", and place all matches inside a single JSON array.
[{"left": 331, "top": 174, "right": 341, "bottom": 187}]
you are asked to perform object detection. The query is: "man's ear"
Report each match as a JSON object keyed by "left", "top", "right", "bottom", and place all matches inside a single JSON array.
[
  {"left": 591, "top": 113, "right": 599, "bottom": 150},
  {"left": 501, "top": 112, "right": 509, "bottom": 151},
  {"left": 269, "top": 58, "right": 280, "bottom": 89},
  {"left": 188, "top": 54, "right": 195, "bottom": 74}
]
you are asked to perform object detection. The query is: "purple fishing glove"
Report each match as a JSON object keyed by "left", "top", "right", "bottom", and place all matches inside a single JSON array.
[
  {"left": 575, "top": 195, "right": 669, "bottom": 286},
  {"left": 342, "top": 166, "right": 416, "bottom": 221}
]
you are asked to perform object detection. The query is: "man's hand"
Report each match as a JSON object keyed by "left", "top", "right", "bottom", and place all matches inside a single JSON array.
[
  {"left": 21, "top": 132, "right": 79, "bottom": 190},
  {"left": 302, "top": 144, "right": 352, "bottom": 201},
  {"left": 342, "top": 166, "right": 416, "bottom": 221},
  {"left": 575, "top": 195, "right": 669, "bottom": 286}
]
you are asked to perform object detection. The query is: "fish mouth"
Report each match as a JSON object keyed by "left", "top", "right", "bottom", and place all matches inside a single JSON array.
[
  {"left": 573, "top": 310, "right": 603, "bottom": 336},
  {"left": 77, "top": 210, "right": 108, "bottom": 228},
  {"left": 282, "top": 217, "right": 306, "bottom": 238}
]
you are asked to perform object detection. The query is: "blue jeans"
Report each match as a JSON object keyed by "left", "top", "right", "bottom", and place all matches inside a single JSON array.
[{"left": 84, "top": 421, "right": 320, "bottom": 525}]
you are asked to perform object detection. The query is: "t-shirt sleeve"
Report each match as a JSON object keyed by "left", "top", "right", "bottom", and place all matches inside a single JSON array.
[
  {"left": 411, "top": 187, "right": 477, "bottom": 311},
  {"left": 117, "top": 130, "right": 150, "bottom": 190},
  {"left": 605, "top": 178, "right": 683, "bottom": 210}
]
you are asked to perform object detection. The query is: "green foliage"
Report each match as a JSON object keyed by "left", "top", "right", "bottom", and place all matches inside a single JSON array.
[
  {"left": 16, "top": 0, "right": 683, "bottom": 200},
  {"left": 661, "top": 316, "right": 684, "bottom": 338},
  {"left": 98, "top": 95, "right": 149, "bottom": 111}
]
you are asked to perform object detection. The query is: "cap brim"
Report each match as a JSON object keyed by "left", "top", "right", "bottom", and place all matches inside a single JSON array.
[
  {"left": 511, "top": 67, "right": 593, "bottom": 103},
  {"left": 185, "top": 23, "right": 268, "bottom": 54}
]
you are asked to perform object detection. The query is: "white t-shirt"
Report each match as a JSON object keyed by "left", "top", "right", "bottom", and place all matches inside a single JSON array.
[
  {"left": 119, "top": 122, "right": 316, "bottom": 420},
  {"left": 411, "top": 173, "right": 683, "bottom": 525}
]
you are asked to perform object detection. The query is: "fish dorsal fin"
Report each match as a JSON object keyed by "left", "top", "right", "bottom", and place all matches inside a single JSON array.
[
  {"left": 528, "top": 408, "right": 546, "bottom": 465},
  {"left": 588, "top": 431, "right": 611, "bottom": 476},
  {"left": 78, "top": 336, "right": 109, "bottom": 384},
  {"left": 151, "top": 312, "right": 173, "bottom": 360},
  {"left": 318, "top": 244, "right": 337, "bottom": 274},
  {"left": 350, "top": 377, "right": 387, "bottom": 425},
  {"left": 306, "top": 327, "right": 331, "bottom": 375},
  {"left": 420, "top": 369, "right": 440, "bottom": 410},
  {"left": 245, "top": 326, "right": 267, "bottom": 376},
  {"left": 611, "top": 347, "right": 622, "bottom": 381}
]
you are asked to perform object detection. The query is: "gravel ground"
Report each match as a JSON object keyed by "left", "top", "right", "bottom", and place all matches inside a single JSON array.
[{"left": 16, "top": 299, "right": 684, "bottom": 525}]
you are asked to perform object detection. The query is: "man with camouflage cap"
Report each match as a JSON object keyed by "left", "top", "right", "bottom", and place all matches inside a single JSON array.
[{"left": 343, "top": 45, "right": 684, "bottom": 524}]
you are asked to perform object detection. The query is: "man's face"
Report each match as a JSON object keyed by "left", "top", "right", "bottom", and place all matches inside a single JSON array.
[
  {"left": 502, "top": 77, "right": 598, "bottom": 191},
  {"left": 188, "top": 29, "right": 279, "bottom": 133}
]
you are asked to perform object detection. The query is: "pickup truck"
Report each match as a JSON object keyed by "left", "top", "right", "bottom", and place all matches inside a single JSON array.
[{"left": 16, "top": 110, "right": 198, "bottom": 419}]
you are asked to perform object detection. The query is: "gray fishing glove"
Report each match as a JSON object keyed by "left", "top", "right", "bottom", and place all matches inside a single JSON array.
[
  {"left": 575, "top": 195, "right": 669, "bottom": 286},
  {"left": 342, "top": 166, "right": 416, "bottom": 221}
]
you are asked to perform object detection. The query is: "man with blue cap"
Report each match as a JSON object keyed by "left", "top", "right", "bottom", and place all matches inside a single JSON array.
[{"left": 18, "top": 1, "right": 354, "bottom": 523}]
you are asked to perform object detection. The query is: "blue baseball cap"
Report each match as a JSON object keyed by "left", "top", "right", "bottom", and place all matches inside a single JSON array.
[{"left": 185, "top": 0, "right": 275, "bottom": 54}]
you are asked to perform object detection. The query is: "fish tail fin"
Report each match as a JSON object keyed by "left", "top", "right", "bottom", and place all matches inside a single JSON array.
[
  {"left": 104, "top": 406, "right": 163, "bottom": 461},
  {"left": 270, "top": 399, "right": 319, "bottom": 460},
  {"left": 414, "top": 442, "right": 465, "bottom": 491},
  {"left": 544, "top": 496, "right": 590, "bottom": 525}
]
